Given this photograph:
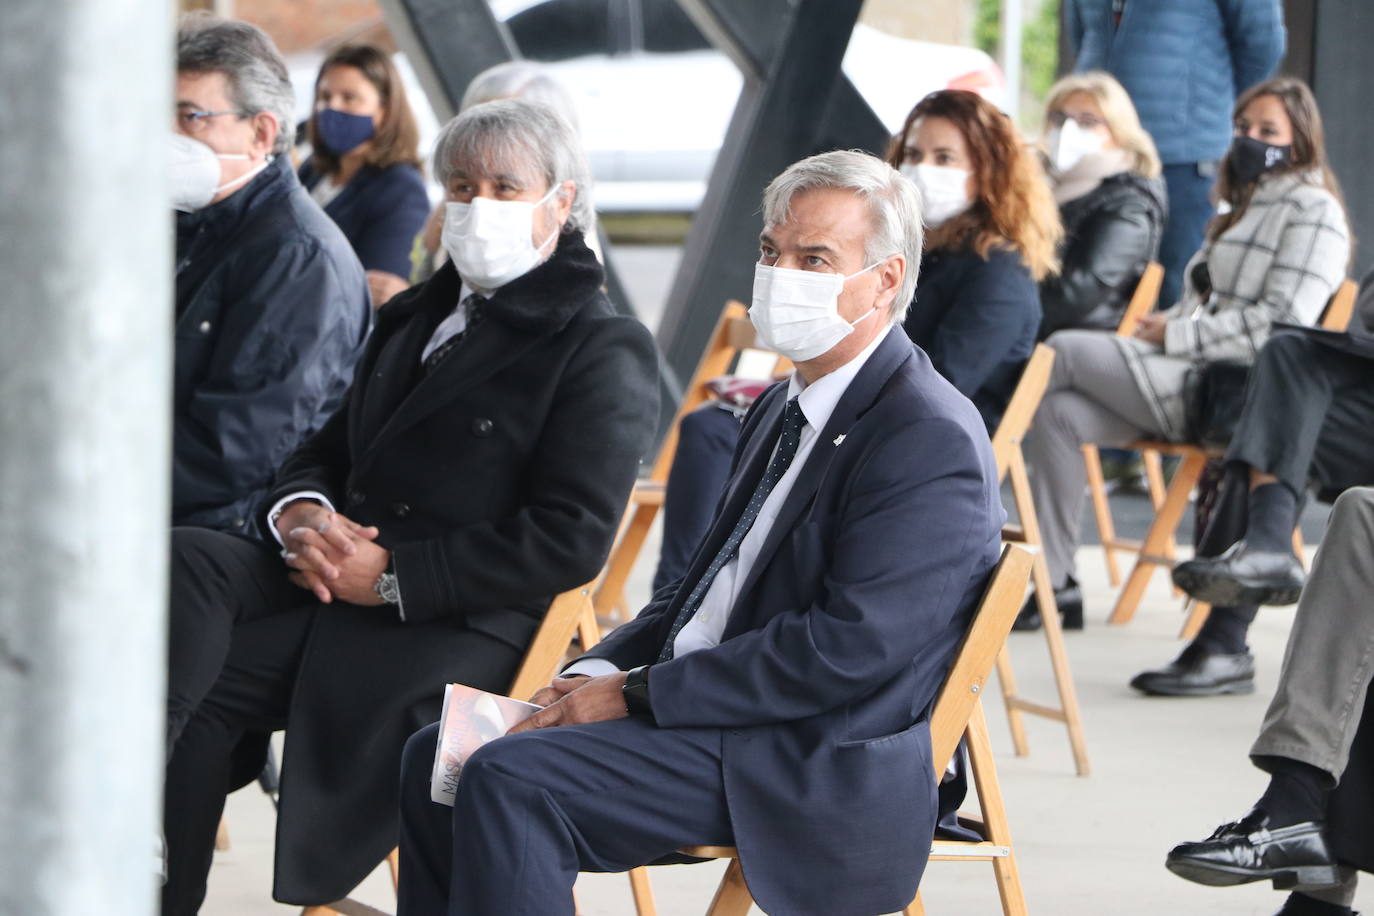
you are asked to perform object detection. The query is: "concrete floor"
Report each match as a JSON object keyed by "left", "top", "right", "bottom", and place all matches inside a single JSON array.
[{"left": 201, "top": 528, "right": 1372, "bottom": 916}]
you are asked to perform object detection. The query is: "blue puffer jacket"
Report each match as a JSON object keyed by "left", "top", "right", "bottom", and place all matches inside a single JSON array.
[{"left": 1067, "top": 0, "right": 1285, "bottom": 165}]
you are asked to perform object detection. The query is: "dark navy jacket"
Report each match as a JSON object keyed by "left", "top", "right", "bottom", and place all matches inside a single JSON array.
[
  {"left": 903, "top": 245, "right": 1041, "bottom": 432},
  {"left": 1067, "top": 0, "right": 1285, "bottom": 164},
  {"left": 173, "top": 155, "right": 370, "bottom": 535},
  {"left": 580, "top": 330, "right": 1004, "bottom": 916},
  {"left": 299, "top": 158, "right": 430, "bottom": 279}
]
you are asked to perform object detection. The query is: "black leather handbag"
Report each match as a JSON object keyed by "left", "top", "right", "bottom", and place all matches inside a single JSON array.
[{"left": 1184, "top": 360, "right": 1252, "bottom": 450}]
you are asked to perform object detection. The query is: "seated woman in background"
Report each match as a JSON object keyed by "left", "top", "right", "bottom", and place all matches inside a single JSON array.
[
  {"left": 891, "top": 88, "right": 1061, "bottom": 432},
  {"left": 1024, "top": 76, "right": 1350, "bottom": 642},
  {"left": 1037, "top": 71, "right": 1166, "bottom": 339},
  {"left": 298, "top": 44, "right": 430, "bottom": 308}
]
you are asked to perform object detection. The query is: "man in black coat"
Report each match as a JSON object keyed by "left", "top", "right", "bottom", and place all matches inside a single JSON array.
[
  {"left": 1165, "top": 486, "right": 1374, "bottom": 916},
  {"left": 161, "top": 98, "right": 658, "bottom": 912},
  {"left": 173, "top": 16, "right": 369, "bottom": 536}
]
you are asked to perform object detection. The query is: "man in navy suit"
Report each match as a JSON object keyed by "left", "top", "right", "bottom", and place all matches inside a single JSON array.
[{"left": 396, "top": 150, "right": 1005, "bottom": 916}]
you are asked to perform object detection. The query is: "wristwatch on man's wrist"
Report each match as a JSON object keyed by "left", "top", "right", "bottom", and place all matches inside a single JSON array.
[
  {"left": 622, "top": 665, "right": 654, "bottom": 721},
  {"left": 373, "top": 565, "right": 400, "bottom": 606}
]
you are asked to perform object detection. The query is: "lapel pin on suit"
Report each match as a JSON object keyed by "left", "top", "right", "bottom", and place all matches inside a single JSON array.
[{"left": 832, "top": 434, "right": 846, "bottom": 447}]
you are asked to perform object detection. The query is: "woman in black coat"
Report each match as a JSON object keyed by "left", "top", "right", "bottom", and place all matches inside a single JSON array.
[
  {"left": 1037, "top": 71, "right": 1167, "bottom": 338},
  {"left": 298, "top": 44, "right": 431, "bottom": 308},
  {"left": 889, "top": 90, "right": 1062, "bottom": 432}
]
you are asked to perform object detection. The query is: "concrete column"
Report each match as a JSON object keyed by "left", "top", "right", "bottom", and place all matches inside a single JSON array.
[
  {"left": 1001, "top": 0, "right": 1024, "bottom": 118},
  {"left": 0, "top": 0, "right": 172, "bottom": 913}
]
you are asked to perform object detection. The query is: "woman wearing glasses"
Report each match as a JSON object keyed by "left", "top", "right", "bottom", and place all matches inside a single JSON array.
[
  {"left": 298, "top": 44, "right": 430, "bottom": 308},
  {"left": 1036, "top": 71, "right": 1166, "bottom": 339}
]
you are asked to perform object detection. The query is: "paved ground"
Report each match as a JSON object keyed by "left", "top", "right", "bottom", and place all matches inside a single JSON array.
[{"left": 200, "top": 246, "right": 1364, "bottom": 914}]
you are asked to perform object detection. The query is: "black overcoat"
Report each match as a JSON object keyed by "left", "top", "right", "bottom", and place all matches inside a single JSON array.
[{"left": 242, "top": 232, "right": 659, "bottom": 903}]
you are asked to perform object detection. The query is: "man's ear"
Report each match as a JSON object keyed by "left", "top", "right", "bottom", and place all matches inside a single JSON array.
[
  {"left": 876, "top": 255, "right": 905, "bottom": 311},
  {"left": 250, "top": 110, "right": 280, "bottom": 158}
]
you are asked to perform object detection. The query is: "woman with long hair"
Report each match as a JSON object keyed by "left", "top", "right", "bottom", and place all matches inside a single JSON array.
[
  {"left": 1025, "top": 77, "right": 1349, "bottom": 652},
  {"left": 1037, "top": 70, "right": 1167, "bottom": 338},
  {"left": 888, "top": 89, "right": 1062, "bottom": 432},
  {"left": 299, "top": 44, "right": 430, "bottom": 307}
]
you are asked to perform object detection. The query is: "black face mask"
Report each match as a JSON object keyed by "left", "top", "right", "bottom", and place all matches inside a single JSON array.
[{"left": 1229, "top": 134, "right": 1292, "bottom": 186}]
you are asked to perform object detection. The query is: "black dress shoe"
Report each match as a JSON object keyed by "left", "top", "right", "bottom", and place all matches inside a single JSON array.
[
  {"left": 1166, "top": 808, "right": 1340, "bottom": 891},
  {"left": 1129, "top": 642, "right": 1254, "bottom": 696},
  {"left": 1273, "top": 893, "right": 1359, "bottom": 915},
  {"left": 1011, "top": 577, "right": 1083, "bottom": 631},
  {"left": 1172, "top": 540, "right": 1306, "bottom": 607}
]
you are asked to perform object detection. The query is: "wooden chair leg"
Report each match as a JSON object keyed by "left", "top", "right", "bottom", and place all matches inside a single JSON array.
[
  {"left": 1109, "top": 451, "right": 1207, "bottom": 625},
  {"left": 1007, "top": 447, "right": 1091, "bottom": 776},
  {"left": 387, "top": 847, "right": 400, "bottom": 891},
  {"left": 994, "top": 647, "right": 1030, "bottom": 757},
  {"left": 214, "top": 816, "right": 231, "bottom": 851},
  {"left": 594, "top": 502, "right": 659, "bottom": 620},
  {"left": 966, "top": 701, "right": 1029, "bottom": 916},
  {"left": 577, "top": 603, "right": 602, "bottom": 653},
  {"left": 1179, "top": 599, "right": 1211, "bottom": 641},
  {"left": 1082, "top": 445, "right": 1122, "bottom": 586},
  {"left": 903, "top": 890, "right": 927, "bottom": 915},
  {"left": 1141, "top": 449, "right": 1177, "bottom": 567},
  {"left": 628, "top": 866, "right": 658, "bottom": 916},
  {"left": 300, "top": 907, "right": 339, "bottom": 916},
  {"left": 705, "top": 859, "right": 754, "bottom": 916},
  {"left": 1293, "top": 526, "right": 1308, "bottom": 571}
]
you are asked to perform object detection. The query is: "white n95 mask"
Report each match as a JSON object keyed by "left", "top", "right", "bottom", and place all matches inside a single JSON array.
[
  {"left": 901, "top": 162, "right": 971, "bottom": 228},
  {"left": 442, "top": 185, "right": 561, "bottom": 291},
  {"left": 169, "top": 133, "right": 266, "bottom": 212},
  {"left": 749, "top": 261, "right": 881, "bottom": 363},
  {"left": 1049, "top": 119, "right": 1107, "bottom": 174}
]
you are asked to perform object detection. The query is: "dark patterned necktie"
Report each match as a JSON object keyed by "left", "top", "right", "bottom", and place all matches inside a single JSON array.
[
  {"left": 658, "top": 397, "right": 807, "bottom": 662},
  {"left": 423, "top": 294, "right": 485, "bottom": 375}
]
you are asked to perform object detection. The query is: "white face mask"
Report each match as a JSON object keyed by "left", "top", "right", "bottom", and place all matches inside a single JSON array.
[
  {"left": 169, "top": 133, "right": 267, "bottom": 212},
  {"left": 1049, "top": 119, "right": 1107, "bottom": 174},
  {"left": 748, "top": 261, "right": 882, "bottom": 363},
  {"left": 902, "top": 162, "right": 972, "bottom": 228},
  {"left": 442, "top": 185, "right": 562, "bottom": 291}
]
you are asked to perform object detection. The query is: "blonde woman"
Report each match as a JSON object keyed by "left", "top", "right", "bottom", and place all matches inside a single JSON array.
[{"left": 1037, "top": 71, "right": 1167, "bottom": 338}]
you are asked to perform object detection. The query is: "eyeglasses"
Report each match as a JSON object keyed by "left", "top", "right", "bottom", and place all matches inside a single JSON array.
[
  {"left": 1048, "top": 110, "right": 1106, "bottom": 131},
  {"left": 175, "top": 107, "right": 247, "bottom": 133}
]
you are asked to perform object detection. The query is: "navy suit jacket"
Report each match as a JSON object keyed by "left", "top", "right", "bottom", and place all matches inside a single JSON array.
[
  {"left": 580, "top": 329, "right": 1004, "bottom": 915},
  {"left": 300, "top": 159, "right": 430, "bottom": 279}
]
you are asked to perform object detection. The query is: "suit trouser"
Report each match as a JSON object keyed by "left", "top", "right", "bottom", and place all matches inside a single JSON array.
[
  {"left": 1026, "top": 330, "right": 1166, "bottom": 588},
  {"left": 398, "top": 717, "right": 734, "bottom": 916},
  {"left": 1250, "top": 487, "right": 1374, "bottom": 782}
]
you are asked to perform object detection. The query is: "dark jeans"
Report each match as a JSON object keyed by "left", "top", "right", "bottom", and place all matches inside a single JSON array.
[
  {"left": 653, "top": 404, "right": 741, "bottom": 592},
  {"left": 397, "top": 717, "right": 734, "bottom": 915},
  {"left": 1158, "top": 162, "right": 1217, "bottom": 309},
  {"left": 1192, "top": 333, "right": 1374, "bottom": 654}
]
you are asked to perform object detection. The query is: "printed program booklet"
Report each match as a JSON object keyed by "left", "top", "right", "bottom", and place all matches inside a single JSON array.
[{"left": 430, "top": 683, "right": 542, "bottom": 806}]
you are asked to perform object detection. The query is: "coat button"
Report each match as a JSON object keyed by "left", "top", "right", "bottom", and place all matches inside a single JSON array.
[
  {"left": 199, "top": 320, "right": 212, "bottom": 334},
  {"left": 347, "top": 488, "right": 366, "bottom": 505},
  {"left": 392, "top": 502, "right": 411, "bottom": 518},
  {"left": 471, "top": 417, "right": 494, "bottom": 437}
]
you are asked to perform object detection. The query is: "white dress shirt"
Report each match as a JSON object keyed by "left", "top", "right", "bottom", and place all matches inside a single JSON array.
[{"left": 566, "top": 325, "right": 894, "bottom": 677}]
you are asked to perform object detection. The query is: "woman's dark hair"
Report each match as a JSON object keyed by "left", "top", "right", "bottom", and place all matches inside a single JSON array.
[
  {"left": 1209, "top": 76, "right": 1346, "bottom": 245},
  {"left": 307, "top": 44, "right": 421, "bottom": 176},
  {"left": 886, "top": 89, "right": 1061, "bottom": 281}
]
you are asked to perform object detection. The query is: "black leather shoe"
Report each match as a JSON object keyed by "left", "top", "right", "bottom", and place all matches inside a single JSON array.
[
  {"left": 1166, "top": 808, "right": 1340, "bottom": 891},
  {"left": 1129, "top": 642, "right": 1255, "bottom": 696},
  {"left": 1172, "top": 540, "right": 1306, "bottom": 607},
  {"left": 1011, "top": 578, "right": 1083, "bottom": 631}
]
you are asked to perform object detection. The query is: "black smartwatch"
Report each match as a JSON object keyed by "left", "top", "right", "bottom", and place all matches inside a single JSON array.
[{"left": 622, "top": 665, "right": 655, "bottom": 722}]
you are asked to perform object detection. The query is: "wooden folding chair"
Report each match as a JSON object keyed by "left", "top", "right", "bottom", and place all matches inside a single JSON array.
[
  {"left": 594, "top": 301, "right": 789, "bottom": 621},
  {"left": 675, "top": 545, "right": 1036, "bottom": 916},
  {"left": 1109, "top": 277, "right": 1360, "bottom": 631},
  {"left": 303, "top": 584, "right": 658, "bottom": 916},
  {"left": 993, "top": 344, "right": 1091, "bottom": 777}
]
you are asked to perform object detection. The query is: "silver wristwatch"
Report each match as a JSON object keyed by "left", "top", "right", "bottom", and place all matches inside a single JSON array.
[{"left": 373, "top": 570, "right": 400, "bottom": 605}]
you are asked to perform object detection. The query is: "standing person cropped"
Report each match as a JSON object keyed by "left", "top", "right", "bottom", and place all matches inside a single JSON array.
[
  {"left": 891, "top": 89, "right": 1061, "bottom": 434},
  {"left": 1066, "top": 0, "right": 1285, "bottom": 310},
  {"left": 171, "top": 15, "right": 369, "bottom": 537},
  {"left": 1025, "top": 77, "right": 1349, "bottom": 641},
  {"left": 298, "top": 44, "right": 430, "bottom": 309}
]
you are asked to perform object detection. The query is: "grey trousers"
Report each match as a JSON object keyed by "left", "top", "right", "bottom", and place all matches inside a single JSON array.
[
  {"left": 1026, "top": 330, "right": 1167, "bottom": 587},
  {"left": 1252, "top": 487, "right": 1374, "bottom": 782}
]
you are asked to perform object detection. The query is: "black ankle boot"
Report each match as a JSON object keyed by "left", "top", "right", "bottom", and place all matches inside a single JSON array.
[{"left": 1011, "top": 577, "right": 1083, "bottom": 631}]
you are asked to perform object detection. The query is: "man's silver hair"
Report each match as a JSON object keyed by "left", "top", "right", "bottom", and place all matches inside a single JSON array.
[
  {"left": 761, "top": 150, "right": 923, "bottom": 325},
  {"left": 176, "top": 13, "right": 297, "bottom": 155},
  {"left": 460, "top": 61, "right": 581, "bottom": 133},
  {"left": 433, "top": 98, "right": 594, "bottom": 235}
]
